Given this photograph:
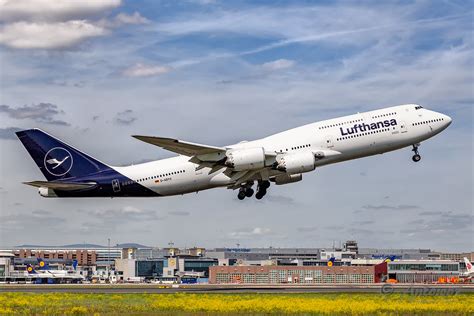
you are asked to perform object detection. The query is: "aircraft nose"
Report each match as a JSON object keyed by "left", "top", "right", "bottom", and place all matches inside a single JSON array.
[{"left": 443, "top": 114, "right": 452, "bottom": 127}]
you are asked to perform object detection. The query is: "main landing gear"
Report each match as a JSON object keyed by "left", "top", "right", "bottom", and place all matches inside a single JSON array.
[
  {"left": 238, "top": 185, "right": 254, "bottom": 200},
  {"left": 237, "top": 180, "right": 270, "bottom": 200},
  {"left": 412, "top": 144, "right": 421, "bottom": 162},
  {"left": 255, "top": 180, "right": 270, "bottom": 200}
]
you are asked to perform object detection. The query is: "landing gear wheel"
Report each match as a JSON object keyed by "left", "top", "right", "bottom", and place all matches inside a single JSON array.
[
  {"left": 255, "top": 180, "right": 269, "bottom": 199},
  {"left": 255, "top": 189, "right": 266, "bottom": 200},
  {"left": 245, "top": 188, "right": 254, "bottom": 197},
  {"left": 260, "top": 180, "right": 270, "bottom": 189},
  {"left": 411, "top": 144, "right": 421, "bottom": 162},
  {"left": 412, "top": 154, "right": 421, "bottom": 162},
  {"left": 237, "top": 190, "right": 246, "bottom": 200}
]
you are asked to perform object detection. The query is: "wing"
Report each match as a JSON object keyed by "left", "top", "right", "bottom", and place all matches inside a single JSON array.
[
  {"left": 23, "top": 181, "right": 97, "bottom": 191},
  {"left": 132, "top": 135, "right": 226, "bottom": 157}
]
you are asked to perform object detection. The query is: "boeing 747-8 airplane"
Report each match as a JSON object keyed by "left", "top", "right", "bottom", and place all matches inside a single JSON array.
[{"left": 16, "top": 104, "right": 451, "bottom": 200}]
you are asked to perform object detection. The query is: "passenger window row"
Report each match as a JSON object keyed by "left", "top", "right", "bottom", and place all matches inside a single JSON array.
[
  {"left": 336, "top": 128, "right": 391, "bottom": 141},
  {"left": 412, "top": 118, "right": 444, "bottom": 126},
  {"left": 291, "top": 144, "right": 311, "bottom": 150},
  {"left": 278, "top": 144, "right": 311, "bottom": 152},
  {"left": 372, "top": 112, "right": 396, "bottom": 119},
  {"left": 319, "top": 119, "right": 363, "bottom": 129},
  {"left": 135, "top": 169, "right": 186, "bottom": 183}
]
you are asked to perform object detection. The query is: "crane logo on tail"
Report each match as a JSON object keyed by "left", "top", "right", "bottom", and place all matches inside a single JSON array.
[{"left": 43, "top": 147, "right": 73, "bottom": 176}]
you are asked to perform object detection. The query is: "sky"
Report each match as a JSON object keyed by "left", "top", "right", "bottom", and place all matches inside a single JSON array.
[{"left": 0, "top": 0, "right": 472, "bottom": 252}]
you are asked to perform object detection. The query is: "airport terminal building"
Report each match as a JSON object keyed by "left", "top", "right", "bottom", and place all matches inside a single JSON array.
[
  {"left": 1, "top": 241, "right": 472, "bottom": 284},
  {"left": 209, "top": 264, "right": 387, "bottom": 284},
  {"left": 387, "top": 260, "right": 460, "bottom": 283}
]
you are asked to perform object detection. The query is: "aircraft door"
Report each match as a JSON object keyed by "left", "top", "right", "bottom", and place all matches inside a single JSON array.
[
  {"left": 400, "top": 121, "right": 407, "bottom": 133},
  {"left": 112, "top": 179, "right": 121, "bottom": 193},
  {"left": 193, "top": 167, "right": 203, "bottom": 187},
  {"left": 363, "top": 114, "right": 377, "bottom": 147},
  {"left": 325, "top": 136, "right": 334, "bottom": 148}
]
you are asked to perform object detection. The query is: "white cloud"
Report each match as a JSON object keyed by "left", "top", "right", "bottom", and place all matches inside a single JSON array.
[
  {"left": 154, "top": 6, "right": 468, "bottom": 68},
  {"left": 0, "top": 0, "right": 122, "bottom": 22},
  {"left": 85, "top": 206, "right": 164, "bottom": 221},
  {"left": 98, "top": 12, "right": 150, "bottom": 28},
  {"left": 229, "top": 227, "right": 273, "bottom": 239},
  {"left": 0, "top": 21, "right": 107, "bottom": 49},
  {"left": 0, "top": 0, "right": 149, "bottom": 50},
  {"left": 114, "top": 12, "right": 150, "bottom": 25},
  {"left": 251, "top": 227, "right": 272, "bottom": 235},
  {"left": 122, "top": 206, "right": 143, "bottom": 214},
  {"left": 154, "top": 6, "right": 401, "bottom": 41},
  {"left": 262, "top": 59, "right": 295, "bottom": 71},
  {"left": 122, "top": 63, "right": 172, "bottom": 77}
]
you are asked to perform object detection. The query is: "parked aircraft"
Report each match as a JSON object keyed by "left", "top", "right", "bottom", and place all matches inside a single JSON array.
[
  {"left": 462, "top": 257, "right": 474, "bottom": 278},
  {"left": 26, "top": 259, "right": 84, "bottom": 283}
]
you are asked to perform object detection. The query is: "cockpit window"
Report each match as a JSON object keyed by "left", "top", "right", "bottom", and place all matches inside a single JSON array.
[{"left": 415, "top": 105, "right": 423, "bottom": 110}]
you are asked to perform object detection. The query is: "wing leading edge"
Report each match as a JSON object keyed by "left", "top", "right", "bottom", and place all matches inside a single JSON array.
[{"left": 132, "top": 135, "right": 226, "bottom": 156}]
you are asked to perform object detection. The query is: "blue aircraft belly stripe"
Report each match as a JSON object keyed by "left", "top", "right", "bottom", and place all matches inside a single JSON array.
[{"left": 53, "top": 169, "right": 160, "bottom": 197}]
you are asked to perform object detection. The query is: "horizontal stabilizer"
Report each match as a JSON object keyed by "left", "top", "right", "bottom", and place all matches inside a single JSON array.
[
  {"left": 132, "top": 135, "right": 226, "bottom": 156},
  {"left": 23, "top": 181, "right": 96, "bottom": 191}
]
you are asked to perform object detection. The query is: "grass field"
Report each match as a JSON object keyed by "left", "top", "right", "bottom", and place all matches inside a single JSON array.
[{"left": 0, "top": 292, "right": 473, "bottom": 315}]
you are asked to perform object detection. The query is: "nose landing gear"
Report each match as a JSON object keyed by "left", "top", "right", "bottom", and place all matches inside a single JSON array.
[{"left": 412, "top": 144, "right": 421, "bottom": 162}]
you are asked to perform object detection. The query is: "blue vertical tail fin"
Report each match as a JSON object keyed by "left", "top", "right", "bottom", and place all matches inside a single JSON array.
[
  {"left": 327, "top": 257, "right": 335, "bottom": 267},
  {"left": 37, "top": 258, "right": 49, "bottom": 270},
  {"left": 16, "top": 129, "right": 110, "bottom": 181},
  {"left": 26, "top": 264, "right": 36, "bottom": 274}
]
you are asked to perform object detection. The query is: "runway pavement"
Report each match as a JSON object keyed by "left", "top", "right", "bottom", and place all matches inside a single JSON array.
[{"left": 1, "top": 284, "right": 473, "bottom": 294}]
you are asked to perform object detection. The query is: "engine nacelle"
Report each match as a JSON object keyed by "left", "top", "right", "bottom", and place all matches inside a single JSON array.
[
  {"left": 276, "top": 152, "right": 316, "bottom": 174},
  {"left": 38, "top": 187, "right": 58, "bottom": 197},
  {"left": 225, "top": 147, "right": 265, "bottom": 171},
  {"left": 272, "top": 173, "right": 302, "bottom": 185}
]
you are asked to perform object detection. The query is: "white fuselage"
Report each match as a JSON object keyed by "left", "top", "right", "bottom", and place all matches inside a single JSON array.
[
  {"left": 28, "top": 270, "right": 84, "bottom": 280},
  {"left": 113, "top": 104, "right": 451, "bottom": 196}
]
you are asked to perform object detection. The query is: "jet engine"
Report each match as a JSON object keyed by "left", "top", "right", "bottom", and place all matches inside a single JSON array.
[
  {"left": 225, "top": 147, "right": 266, "bottom": 171},
  {"left": 272, "top": 173, "right": 302, "bottom": 185},
  {"left": 275, "top": 152, "right": 316, "bottom": 174}
]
